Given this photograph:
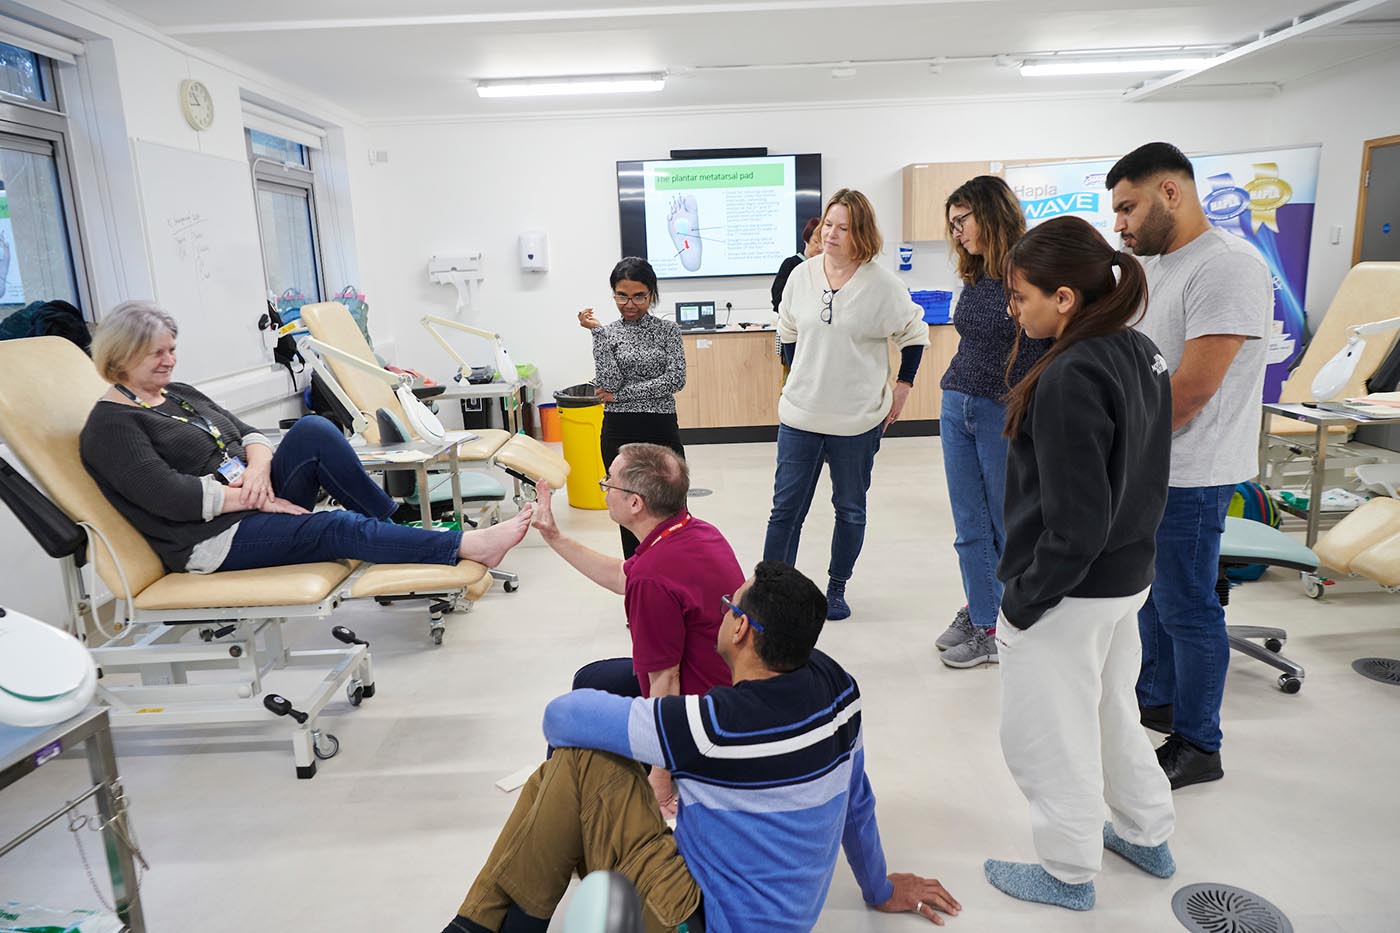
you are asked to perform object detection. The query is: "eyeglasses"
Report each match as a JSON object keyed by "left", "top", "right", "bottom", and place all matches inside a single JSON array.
[
  {"left": 820, "top": 289, "right": 835, "bottom": 325},
  {"left": 598, "top": 475, "right": 645, "bottom": 498},
  {"left": 948, "top": 210, "right": 974, "bottom": 235},
  {"left": 721, "top": 594, "right": 764, "bottom": 633},
  {"left": 613, "top": 292, "right": 652, "bottom": 307}
]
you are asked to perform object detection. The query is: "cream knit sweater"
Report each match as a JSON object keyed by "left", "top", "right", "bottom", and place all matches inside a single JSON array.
[{"left": 777, "top": 257, "right": 928, "bottom": 435}]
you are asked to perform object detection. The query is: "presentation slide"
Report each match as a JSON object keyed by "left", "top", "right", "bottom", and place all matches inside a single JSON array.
[{"left": 640, "top": 156, "right": 797, "bottom": 279}]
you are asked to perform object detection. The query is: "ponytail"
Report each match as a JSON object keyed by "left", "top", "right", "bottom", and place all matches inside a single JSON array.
[{"left": 1002, "top": 216, "right": 1149, "bottom": 437}]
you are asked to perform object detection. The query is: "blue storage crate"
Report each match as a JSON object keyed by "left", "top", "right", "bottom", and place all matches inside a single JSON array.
[{"left": 910, "top": 289, "right": 952, "bottom": 324}]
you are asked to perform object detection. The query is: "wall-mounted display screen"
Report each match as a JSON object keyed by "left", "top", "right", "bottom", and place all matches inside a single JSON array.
[{"left": 617, "top": 153, "right": 822, "bottom": 279}]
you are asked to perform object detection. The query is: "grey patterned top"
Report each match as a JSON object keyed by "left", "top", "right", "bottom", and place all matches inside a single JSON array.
[{"left": 591, "top": 314, "right": 687, "bottom": 414}]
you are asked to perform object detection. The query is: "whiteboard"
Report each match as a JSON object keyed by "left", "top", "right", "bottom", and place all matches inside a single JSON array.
[{"left": 132, "top": 139, "right": 271, "bottom": 382}]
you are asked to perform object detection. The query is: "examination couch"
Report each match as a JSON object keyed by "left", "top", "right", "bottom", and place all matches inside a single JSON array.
[{"left": 0, "top": 337, "right": 495, "bottom": 777}]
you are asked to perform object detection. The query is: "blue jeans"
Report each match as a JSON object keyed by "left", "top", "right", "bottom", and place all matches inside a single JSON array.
[
  {"left": 1136, "top": 484, "right": 1233, "bottom": 752},
  {"left": 940, "top": 389, "right": 1009, "bottom": 631},
  {"left": 763, "top": 422, "right": 882, "bottom": 583},
  {"left": 219, "top": 415, "right": 462, "bottom": 571}
]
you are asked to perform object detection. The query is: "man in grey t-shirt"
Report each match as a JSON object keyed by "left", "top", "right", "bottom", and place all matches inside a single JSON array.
[{"left": 1108, "top": 142, "right": 1272, "bottom": 791}]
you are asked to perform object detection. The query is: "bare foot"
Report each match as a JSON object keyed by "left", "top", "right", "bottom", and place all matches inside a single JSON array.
[{"left": 458, "top": 504, "right": 534, "bottom": 567}]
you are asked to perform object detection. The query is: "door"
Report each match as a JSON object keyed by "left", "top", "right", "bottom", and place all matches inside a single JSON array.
[{"left": 1354, "top": 135, "right": 1400, "bottom": 264}]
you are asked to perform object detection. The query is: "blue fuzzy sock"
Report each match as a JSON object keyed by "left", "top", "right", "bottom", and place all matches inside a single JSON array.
[
  {"left": 983, "top": 859, "right": 1095, "bottom": 911},
  {"left": 1103, "top": 822, "right": 1176, "bottom": 878}
]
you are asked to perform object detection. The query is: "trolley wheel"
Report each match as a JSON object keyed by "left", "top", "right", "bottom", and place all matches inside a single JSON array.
[
  {"left": 431, "top": 626, "right": 445, "bottom": 647},
  {"left": 1303, "top": 577, "right": 1324, "bottom": 599},
  {"left": 347, "top": 679, "right": 364, "bottom": 707},
  {"left": 503, "top": 580, "right": 519, "bottom": 593},
  {"left": 361, "top": 683, "right": 376, "bottom": 699},
  {"left": 313, "top": 732, "right": 340, "bottom": 760},
  {"left": 1264, "top": 638, "right": 1284, "bottom": 653},
  {"left": 1278, "top": 675, "right": 1302, "bottom": 695}
]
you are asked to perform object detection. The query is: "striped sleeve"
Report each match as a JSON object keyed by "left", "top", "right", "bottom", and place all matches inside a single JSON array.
[{"left": 541, "top": 690, "right": 669, "bottom": 767}]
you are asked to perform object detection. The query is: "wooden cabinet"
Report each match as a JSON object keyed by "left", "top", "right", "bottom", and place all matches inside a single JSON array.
[
  {"left": 675, "top": 330, "right": 782, "bottom": 429},
  {"left": 901, "top": 161, "right": 998, "bottom": 241},
  {"left": 675, "top": 325, "right": 960, "bottom": 432},
  {"left": 889, "top": 324, "right": 960, "bottom": 420}
]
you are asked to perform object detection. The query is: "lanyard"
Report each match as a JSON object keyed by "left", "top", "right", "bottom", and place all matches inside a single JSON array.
[
  {"left": 115, "top": 385, "right": 230, "bottom": 456},
  {"left": 648, "top": 513, "right": 692, "bottom": 548}
]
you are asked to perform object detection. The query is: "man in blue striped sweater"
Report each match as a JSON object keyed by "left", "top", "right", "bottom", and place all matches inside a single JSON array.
[{"left": 442, "top": 561, "right": 960, "bottom": 933}]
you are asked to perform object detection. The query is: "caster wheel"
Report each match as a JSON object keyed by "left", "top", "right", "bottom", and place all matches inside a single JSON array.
[
  {"left": 229, "top": 645, "right": 243, "bottom": 658},
  {"left": 313, "top": 732, "right": 340, "bottom": 760},
  {"left": 361, "top": 683, "right": 376, "bottom": 699},
  {"left": 347, "top": 680, "right": 364, "bottom": 707},
  {"left": 504, "top": 580, "right": 519, "bottom": 593},
  {"left": 1303, "top": 577, "right": 1323, "bottom": 599},
  {"left": 1264, "top": 637, "right": 1284, "bottom": 653},
  {"left": 1279, "top": 675, "right": 1302, "bottom": 694},
  {"left": 431, "top": 627, "right": 445, "bottom": 646}
]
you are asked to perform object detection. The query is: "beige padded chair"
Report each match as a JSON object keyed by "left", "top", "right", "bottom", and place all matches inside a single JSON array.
[
  {"left": 0, "top": 337, "right": 490, "bottom": 777},
  {"left": 1312, "top": 497, "right": 1400, "bottom": 591},
  {"left": 299, "top": 301, "right": 567, "bottom": 489},
  {"left": 300, "top": 301, "right": 568, "bottom": 593},
  {"left": 1267, "top": 262, "right": 1400, "bottom": 439}
]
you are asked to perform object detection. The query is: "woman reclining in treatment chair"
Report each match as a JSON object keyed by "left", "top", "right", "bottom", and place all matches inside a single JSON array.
[{"left": 80, "top": 301, "right": 531, "bottom": 575}]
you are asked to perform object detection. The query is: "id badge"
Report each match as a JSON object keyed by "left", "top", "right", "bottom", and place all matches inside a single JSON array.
[{"left": 217, "top": 456, "right": 246, "bottom": 484}]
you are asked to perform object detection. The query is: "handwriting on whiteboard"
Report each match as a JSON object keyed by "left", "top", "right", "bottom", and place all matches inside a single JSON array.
[{"left": 167, "top": 212, "right": 212, "bottom": 281}]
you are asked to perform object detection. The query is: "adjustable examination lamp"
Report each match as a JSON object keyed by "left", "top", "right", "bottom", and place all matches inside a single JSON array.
[
  {"left": 1310, "top": 315, "right": 1400, "bottom": 402},
  {"left": 298, "top": 336, "right": 449, "bottom": 444},
  {"left": 420, "top": 314, "right": 518, "bottom": 386}
]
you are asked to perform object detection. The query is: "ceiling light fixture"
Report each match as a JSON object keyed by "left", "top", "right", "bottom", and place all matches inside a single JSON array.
[
  {"left": 476, "top": 73, "right": 666, "bottom": 98},
  {"left": 1020, "top": 56, "right": 1213, "bottom": 77},
  {"left": 831, "top": 61, "right": 857, "bottom": 79}
]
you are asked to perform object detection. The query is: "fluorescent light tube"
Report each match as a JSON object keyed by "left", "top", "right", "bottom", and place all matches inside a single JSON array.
[
  {"left": 1020, "top": 57, "right": 1212, "bottom": 77},
  {"left": 476, "top": 74, "right": 665, "bottom": 98}
]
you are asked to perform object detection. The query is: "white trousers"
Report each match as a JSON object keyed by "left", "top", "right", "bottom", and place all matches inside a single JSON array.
[{"left": 996, "top": 589, "right": 1175, "bottom": 884}]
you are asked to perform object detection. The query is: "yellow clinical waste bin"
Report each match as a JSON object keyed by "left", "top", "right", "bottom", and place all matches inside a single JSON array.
[{"left": 554, "top": 383, "right": 607, "bottom": 510}]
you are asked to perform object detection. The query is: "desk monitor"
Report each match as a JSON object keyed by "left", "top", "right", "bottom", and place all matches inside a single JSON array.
[{"left": 675, "top": 301, "right": 717, "bottom": 331}]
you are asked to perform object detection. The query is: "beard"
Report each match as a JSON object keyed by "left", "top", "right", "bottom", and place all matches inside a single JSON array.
[{"left": 1123, "top": 199, "right": 1175, "bottom": 257}]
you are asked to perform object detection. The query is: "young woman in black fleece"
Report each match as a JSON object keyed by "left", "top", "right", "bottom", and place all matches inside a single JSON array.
[{"left": 983, "top": 216, "right": 1178, "bottom": 911}]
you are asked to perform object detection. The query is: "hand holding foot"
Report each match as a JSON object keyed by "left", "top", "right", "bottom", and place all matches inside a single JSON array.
[
  {"left": 875, "top": 873, "right": 961, "bottom": 925},
  {"left": 458, "top": 505, "right": 534, "bottom": 567},
  {"left": 531, "top": 483, "right": 560, "bottom": 542}
]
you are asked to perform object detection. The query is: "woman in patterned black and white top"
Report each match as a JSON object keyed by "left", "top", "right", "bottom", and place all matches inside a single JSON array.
[{"left": 578, "top": 256, "right": 687, "bottom": 557}]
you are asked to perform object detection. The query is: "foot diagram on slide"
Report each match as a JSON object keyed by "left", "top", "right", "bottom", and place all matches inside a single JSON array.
[{"left": 668, "top": 194, "right": 703, "bottom": 272}]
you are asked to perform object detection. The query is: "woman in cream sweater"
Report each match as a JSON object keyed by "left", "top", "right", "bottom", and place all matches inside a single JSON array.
[{"left": 765, "top": 188, "right": 928, "bottom": 620}]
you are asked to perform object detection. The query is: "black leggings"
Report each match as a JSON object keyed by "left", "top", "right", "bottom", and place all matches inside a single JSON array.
[{"left": 600, "top": 410, "right": 685, "bottom": 558}]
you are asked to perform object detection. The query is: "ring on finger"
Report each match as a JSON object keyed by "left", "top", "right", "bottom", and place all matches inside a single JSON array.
[{"left": 915, "top": 901, "right": 924, "bottom": 913}]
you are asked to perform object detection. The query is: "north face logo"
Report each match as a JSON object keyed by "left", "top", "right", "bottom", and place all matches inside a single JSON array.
[{"left": 1151, "top": 354, "right": 1168, "bottom": 375}]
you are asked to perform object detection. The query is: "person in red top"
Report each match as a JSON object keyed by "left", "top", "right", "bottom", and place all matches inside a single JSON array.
[{"left": 530, "top": 441, "right": 744, "bottom": 814}]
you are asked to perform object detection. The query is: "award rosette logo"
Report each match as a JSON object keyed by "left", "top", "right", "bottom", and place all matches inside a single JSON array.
[{"left": 1244, "top": 162, "right": 1292, "bottom": 233}]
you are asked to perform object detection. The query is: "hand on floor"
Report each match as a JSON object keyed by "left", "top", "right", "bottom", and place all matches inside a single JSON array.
[{"left": 875, "top": 873, "right": 961, "bottom": 925}]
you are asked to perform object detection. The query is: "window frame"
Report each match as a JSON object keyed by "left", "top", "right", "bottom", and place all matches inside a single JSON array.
[
  {"left": 247, "top": 128, "right": 327, "bottom": 304},
  {"left": 0, "top": 66, "right": 95, "bottom": 316},
  {"left": 0, "top": 45, "right": 59, "bottom": 111}
]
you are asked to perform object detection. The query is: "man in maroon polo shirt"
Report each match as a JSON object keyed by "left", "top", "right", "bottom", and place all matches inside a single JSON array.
[{"left": 530, "top": 442, "right": 743, "bottom": 814}]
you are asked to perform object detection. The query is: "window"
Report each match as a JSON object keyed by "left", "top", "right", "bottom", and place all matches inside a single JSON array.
[
  {"left": 0, "top": 41, "right": 90, "bottom": 319},
  {"left": 247, "top": 127, "right": 324, "bottom": 305}
]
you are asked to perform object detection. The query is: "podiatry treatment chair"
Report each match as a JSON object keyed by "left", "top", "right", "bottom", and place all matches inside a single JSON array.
[
  {"left": 299, "top": 301, "right": 568, "bottom": 594},
  {"left": 1217, "top": 517, "right": 1320, "bottom": 694},
  {"left": 1311, "top": 496, "right": 1400, "bottom": 596},
  {"left": 0, "top": 337, "right": 492, "bottom": 777}
]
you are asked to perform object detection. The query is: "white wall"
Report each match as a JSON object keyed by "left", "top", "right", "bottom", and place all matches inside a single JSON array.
[
  {"left": 363, "top": 51, "right": 1400, "bottom": 401},
  {"left": 0, "top": 0, "right": 375, "bottom": 620}
]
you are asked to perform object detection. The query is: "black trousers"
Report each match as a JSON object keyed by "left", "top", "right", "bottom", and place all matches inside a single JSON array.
[{"left": 600, "top": 410, "right": 685, "bottom": 558}]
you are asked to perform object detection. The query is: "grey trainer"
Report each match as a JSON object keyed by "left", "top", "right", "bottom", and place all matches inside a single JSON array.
[
  {"left": 940, "top": 627, "right": 999, "bottom": 668},
  {"left": 936, "top": 606, "right": 976, "bottom": 652}
]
